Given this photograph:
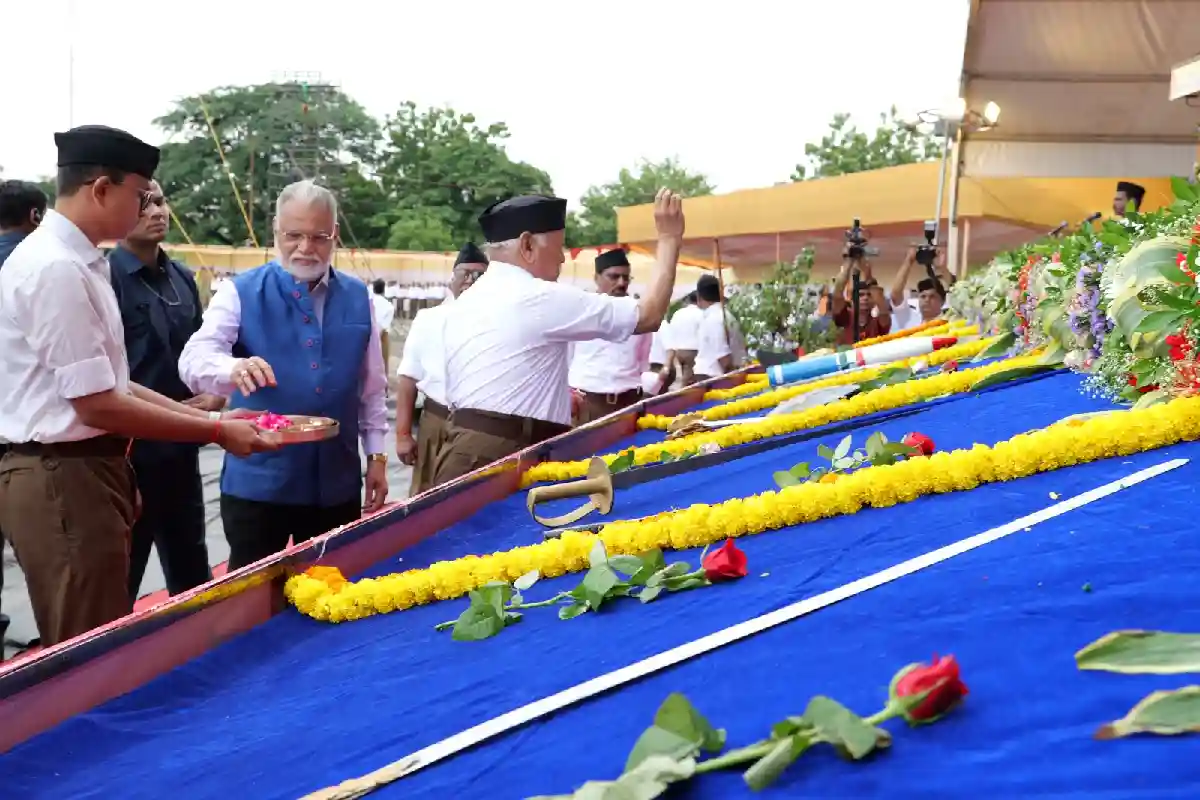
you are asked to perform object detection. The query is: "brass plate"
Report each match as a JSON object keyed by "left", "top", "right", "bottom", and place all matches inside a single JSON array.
[{"left": 258, "top": 415, "right": 340, "bottom": 445}]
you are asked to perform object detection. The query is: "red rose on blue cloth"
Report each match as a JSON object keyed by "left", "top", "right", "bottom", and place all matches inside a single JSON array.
[
  {"left": 901, "top": 432, "right": 935, "bottom": 456},
  {"left": 940, "top": 359, "right": 959, "bottom": 373},
  {"left": 701, "top": 539, "right": 748, "bottom": 582},
  {"left": 891, "top": 654, "right": 968, "bottom": 724}
]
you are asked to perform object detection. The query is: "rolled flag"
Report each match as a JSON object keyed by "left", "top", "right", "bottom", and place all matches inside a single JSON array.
[{"left": 767, "top": 336, "right": 958, "bottom": 386}]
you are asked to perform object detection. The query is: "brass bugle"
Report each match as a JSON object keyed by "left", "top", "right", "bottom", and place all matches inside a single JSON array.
[{"left": 526, "top": 457, "right": 614, "bottom": 527}]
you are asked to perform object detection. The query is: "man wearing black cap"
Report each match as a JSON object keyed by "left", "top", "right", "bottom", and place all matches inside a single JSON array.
[
  {"left": 568, "top": 248, "right": 654, "bottom": 425},
  {"left": 1114, "top": 181, "right": 1146, "bottom": 218},
  {"left": 0, "top": 125, "right": 274, "bottom": 647},
  {"left": 432, "top": 190, "right": 685, "bottom": 484},
  {"left": 395, "top": 242, "right": 489, "bottom": 494}
]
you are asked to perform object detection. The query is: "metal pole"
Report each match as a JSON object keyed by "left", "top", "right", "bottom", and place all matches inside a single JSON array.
[
  {"left": 946, "top": 125, "right": 965, "bottom": 278},
  {"left": 67, "top": 0, "right": 76, "bottom": 128},
  {"left": 932, "top": 126, "right": 953, "bottom": 245}
]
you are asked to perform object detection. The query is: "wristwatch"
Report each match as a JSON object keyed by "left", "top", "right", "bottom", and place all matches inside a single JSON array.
[{"left": 368, "top": 453, "right": 388, "bottom": 464}]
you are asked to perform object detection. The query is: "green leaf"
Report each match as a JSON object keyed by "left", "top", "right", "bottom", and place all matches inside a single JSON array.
[
  {"left": 663, "top": 575, "right": 710, "bottom": 592},
  {"left": 833, "top": 435, "right": 852, "bottom": 460},
  {"left": 1037, "top": 341, "right": 1066, "bottom": 367},
  {"left": 858, "top": 366, "right": 913, "bottom": 391},
  {"left": 773, "top": 471, "right": 801, "bottom": 488},
  {"left": 788, "top": 462, "right": 812, "bottom": 479},
  {"left": 972, "top": 331, "right": 1016, "bottom": 362},
  {"left": 450, "top": 603, "right": 505, "bottom": 641},
  {"left": 645, "top": 562, "right": 690, "bottom": 588},
  {"left": 802, "top": 695, "right": 889, "bottom": 761},
  {"left": 864, "top": 431, "right": 885, "bottom": 458},
  {"left": 608, "top": 450, "right": 636, "bottom": 474},
  {"left": 969, "top": 364, "right": 1057, "bottom": 392},
  {"left": 1076, "top": 631, "right": 1200, "bottom": 674},
  {"left": 1171, "top": 175, "right": 1198, "bottom": 203},
  {"left": 624, "top": 694, "right": 724, "bottom": 773},
  {"left": 816, "top": 444, "right": 834, "bottom": 460},
  {"left": 743, "top": 735, "right": 812, "bottom": 791},
  {"left": 638, "top": 585, "right": 664, "bottom": 603},
  {"left": 1134, "top": 309, "right": 1186, "bottom": 335},
  {"left": 1132, "top": 389, "right": 1169, "bottom": 410},
  {"left": 513, "top": 570, "right": 540, "bottom": 592},
  {"left": 1153, "top": 290, "right": 1200, "bottom": 312},
  {"left": 529, "top": 754, "right": 697, "bottom": 800},
  {"left": 588, "top": 540, "right": 609, "bottom": 569},
  {"left": 628, "top": 550, "right": 667, "bottom": 586},
  {"left": 580, "top": 566, "right": 620, "bottom": 610},
  {"left": 472, "top": 581, "right": 512, "bottom": 615},
  {"left": 608, "top": 555, "right": 646, "bottom": 577},
  {"left": 559, "top": 602, "right": 590, "bottom": 620},
  {"left": 1096, "top": 686, "right": 1200, "bottom": 740}
]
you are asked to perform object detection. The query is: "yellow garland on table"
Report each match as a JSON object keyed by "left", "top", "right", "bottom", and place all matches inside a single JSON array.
[
  {"left": 645, "top": 333, "right": 993, "bottom": 431},
  {"left": 285, "top": 397, "right": 1200, "bottom": 623},
  {"left": 703, "top": 321, "right": 977, "bottom": 403},
  {"left": 855, "top": 317, "right": 946, "bottom": 347},
  {"left": 523, "top": 348, "right": 1037, "bottom": 486}
]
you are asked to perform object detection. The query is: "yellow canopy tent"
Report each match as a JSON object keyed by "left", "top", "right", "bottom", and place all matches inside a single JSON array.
[{"left": 614, "top": 163, "right": 1173, "bottom": 288}]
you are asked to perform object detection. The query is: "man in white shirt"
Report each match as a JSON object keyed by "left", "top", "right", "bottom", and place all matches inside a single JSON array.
[
  {"left": 694, "top": 274, "right": 747, "bottom": 381},
  {"left": 649, "top": 314, "right": 673, "bottom": 388},
  {"left": 179, "top": 180, "right": 389, "bottom": 570},
  {"left": 568, "top": 249, "right": 654, "bottom": 425},
  {"left": 887, "top": 246, "right": 950, "bottom": 332},
  {"left": 371, "top": 278, "right": 396, "bottom": 371},
  {"left": 395, "top": 242, "right": 488, "bottom": 495},
  {"left": 0, "top": 126, "right": 273, "bottom": 647},
  {"left": 432, "top": 191, "right": 685, "bottom": 484},
  {"left": 668, "top": 291, "right": 703, "bottom": 385}
]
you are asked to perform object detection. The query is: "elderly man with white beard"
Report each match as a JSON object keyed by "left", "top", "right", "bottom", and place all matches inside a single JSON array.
[{"left": 179, "top": 180, "right": 389, "bottom": 570}]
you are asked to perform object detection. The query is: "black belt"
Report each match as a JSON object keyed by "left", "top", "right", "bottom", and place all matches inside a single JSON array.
[
  {"left": 7, "top": 435, "right": 131, "bottom": 458},
  {"left": 424, "top": 397, "right": 450, "bottom": 420},
  {"left": 581, "top": 388, "right": 643, "bottom": 406},
  {"left": 449, "top": 408, "right": 570, "bottom": 446}
]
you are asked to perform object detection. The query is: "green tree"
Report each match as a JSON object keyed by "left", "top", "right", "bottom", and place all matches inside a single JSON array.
[
  {"left": 792, "top": 107, "right": 943, "bottom": 181},
  {"left": 376, "top": 103, "right": 553, "bottom": 249},
  {"left": 727, "top": 249, "right": 839, "bottom": 355},
  {"left": 154, "top": 82, "right": 388, "bottom": 247},
  {"left": 573, "top": 158, "right": 714, "bottom": 247}
]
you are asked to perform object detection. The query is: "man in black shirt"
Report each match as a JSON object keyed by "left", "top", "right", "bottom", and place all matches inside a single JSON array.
[{"left": 109, "top": 181, "right": 220, "bottom": 599}]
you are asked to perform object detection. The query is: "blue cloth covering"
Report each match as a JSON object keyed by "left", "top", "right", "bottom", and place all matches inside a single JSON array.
[{"left": 4, "top": 372, "right": 1197, "bottom": 799}]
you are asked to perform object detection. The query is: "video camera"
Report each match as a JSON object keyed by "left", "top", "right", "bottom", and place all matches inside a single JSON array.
[
  {"left": 844, "top": 218, "right": 879, "bottom": 260},
  {"left": 915, "top": 220, "right": 938, "bottom": 271}
]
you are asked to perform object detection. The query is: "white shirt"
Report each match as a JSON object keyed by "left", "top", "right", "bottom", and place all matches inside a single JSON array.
[
  {"left": 649, "top": 317, "right": 672, "bottom": 365},
  {"left": 568, "top": 333, "right": 652, "bottom": 394},
  {"left": 178, "top": 269, "right": 389, "bottom": 455},
  {"left": 669, "top": 304, "right": 703, "bottom": 350},
  {"left": 442, "top": 260, "right": 639, "bottom": 425},
  {"left": 0, "top": 210, "right": 131, "bottom": 443},
  {"left": 396, "top": 303, "right": 449, "bottom": 405},
  {"left": 696, "top": 303, "right": 746, "bottom": 378},
  {"left": 371, "top": 293, "right": 395, "bottom": 331}
]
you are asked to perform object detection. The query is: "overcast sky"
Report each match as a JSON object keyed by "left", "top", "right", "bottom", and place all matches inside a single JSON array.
[{"left": 1, "top": 0, "right": 969, "bottom": 205}]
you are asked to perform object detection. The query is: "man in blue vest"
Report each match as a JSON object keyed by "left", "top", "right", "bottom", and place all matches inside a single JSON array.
[{"left": 179, "top": 180, "right": 390, "bottom": 570}]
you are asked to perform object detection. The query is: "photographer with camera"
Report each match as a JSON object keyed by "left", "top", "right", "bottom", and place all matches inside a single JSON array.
[
  {"left": 888, "top": 222, "right": 954, "bottom": 331},
  {"left": 830, "top": 221, "right": 890, "bottom": 345}
]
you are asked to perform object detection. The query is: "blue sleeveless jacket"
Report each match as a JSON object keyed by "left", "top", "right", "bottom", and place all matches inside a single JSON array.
[{"left": 221, "top": 262, "right": 371, "bottom": 507}]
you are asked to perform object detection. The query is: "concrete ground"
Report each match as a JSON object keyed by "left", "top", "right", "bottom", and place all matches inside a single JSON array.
[{"left": 2, "top": 319, "right": 417, "bottom": 658}]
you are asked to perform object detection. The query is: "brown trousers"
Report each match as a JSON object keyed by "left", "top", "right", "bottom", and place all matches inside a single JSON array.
[
  {"left": 575, "top": 389, "right": 643, "bottom": 426},
  {"left": 409, "top": 400, "right": 449, "bottom": 497},
  {"left": 432, "top": 409, "right": 569, "bottom": 486},
  {"left": 675, "top": 349, "right": 698, "bottom": 386},
  {"left": 0, "top": 440, "right": 135, "bottom": 647}
]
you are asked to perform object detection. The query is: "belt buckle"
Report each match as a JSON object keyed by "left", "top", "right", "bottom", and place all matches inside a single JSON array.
[{"left": 605, "top": 392, "right": 619, "bottom": 405}]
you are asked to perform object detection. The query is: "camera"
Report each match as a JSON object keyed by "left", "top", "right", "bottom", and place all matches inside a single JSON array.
[
  {"left": 915, "top": 220, "right": 938, "bottom": 270},
  {"left": 845, "top": 218, "right": 868, "bottom": 260}
]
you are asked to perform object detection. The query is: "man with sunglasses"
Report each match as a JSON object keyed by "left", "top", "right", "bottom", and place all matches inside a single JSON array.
[
  {"left": 0, "top": 126, "right": 275, "bottom": 648},
  {"left": 394, "top": 242, "right": 488, "bottom": 495},
  {"left": 180, "top": 179, "right": 390, "bottom": 570},
  {"left": 568, "top": 248, "right": 653, "bottom": 425},
  {"left": 110, "top": 180, "right": 220, "bottom": 602}
]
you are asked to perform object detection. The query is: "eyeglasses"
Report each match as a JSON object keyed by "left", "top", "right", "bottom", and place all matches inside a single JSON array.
[
  {"left": 279, "top": 231, "right": 336, "bottom": 247},
  {"left": 82, "top": 177, "right": 153, "bottom": 212},
  {"left": 454, "top": 267, "right": 486, "bottom": 282}
]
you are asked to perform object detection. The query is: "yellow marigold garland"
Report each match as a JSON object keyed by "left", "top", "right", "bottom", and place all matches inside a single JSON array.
[
  {"left": 855, "top": 317, "right": 947, "bottom": 348},
  {"left": 285, "top": 397, "right": 1200, "bottom": 623},
  {"left": 526, "top": 351, "right": 1040, "bottom": 487},
  {"left": 703, "top": 321, "right": 977, "bottom": 403},
  {"left": 677, "top": 334, "right": 993, "bottom": 427}
]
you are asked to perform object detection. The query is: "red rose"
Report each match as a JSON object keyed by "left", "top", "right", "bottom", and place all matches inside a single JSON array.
[
  {"left": 892, "top": 654, "right": 968, "bottom": 724},
  {"left": 901, "top": 432, "right": 935, "bottom": 456},
  {"left": 701, "top": 539, "right": 748, "bottom": 582},
  {"left": 940, "top": 360, "right": 959, "bottom": 373}
]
